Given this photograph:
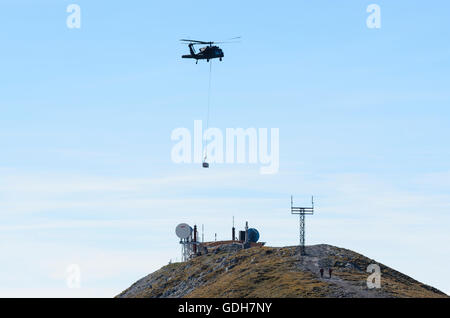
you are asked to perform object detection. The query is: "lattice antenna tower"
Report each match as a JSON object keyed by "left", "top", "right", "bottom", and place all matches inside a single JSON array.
[{"left": 290, "top": 195, "right": 314, "bottom": 256}]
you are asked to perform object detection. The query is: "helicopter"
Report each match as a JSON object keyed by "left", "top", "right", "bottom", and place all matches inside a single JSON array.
[{"left": 180, "top": 38, "right": 240, "bottom": 64}]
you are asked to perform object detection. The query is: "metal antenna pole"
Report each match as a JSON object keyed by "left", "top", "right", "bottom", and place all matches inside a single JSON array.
[
  {"left": 232, "top": 216, "right": 235, "bottom": 241},
  {"left": 299, "top": 213, "right": 305, "bottom": 254},
  {"left": 181, "top": 238, "right": 186, "bottom": 262},
  {"left": 291, "top": 195, "right": 314, "bottom": 256}
]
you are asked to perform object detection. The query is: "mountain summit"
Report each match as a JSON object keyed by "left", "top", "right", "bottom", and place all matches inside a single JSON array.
[{"left": 117, "top": 244, "right": 447, "bottom": 298}]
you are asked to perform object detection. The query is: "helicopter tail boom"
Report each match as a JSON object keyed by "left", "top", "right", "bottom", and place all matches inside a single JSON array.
[
  {"left": 181, "top": 43, "right": 198, "bottom": 59},
  {"left": 188, "top": 43, "right": 196, "bottom": 56}
]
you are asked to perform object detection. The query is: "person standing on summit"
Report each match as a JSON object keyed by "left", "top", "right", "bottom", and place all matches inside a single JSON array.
[{"left": 329, "top": 268, "right": 333, "bottom": 278}]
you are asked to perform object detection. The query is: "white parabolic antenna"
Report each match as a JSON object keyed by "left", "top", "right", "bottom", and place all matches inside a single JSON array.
[{"left": 176, "top": 223, "right": 192, "bottom": 239}]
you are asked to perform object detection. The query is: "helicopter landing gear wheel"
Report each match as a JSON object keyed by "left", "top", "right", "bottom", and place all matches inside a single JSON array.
[
  {"left": 220, "top": 58, "right": 222, "bottom": 61},
  {"left": 207, "top": 59, "right": 210, "bottom": 62}
]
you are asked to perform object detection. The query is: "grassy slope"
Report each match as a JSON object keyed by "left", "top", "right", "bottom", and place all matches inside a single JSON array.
[{"left": 117, "top": 245, "right": 448, "bottom": 298}]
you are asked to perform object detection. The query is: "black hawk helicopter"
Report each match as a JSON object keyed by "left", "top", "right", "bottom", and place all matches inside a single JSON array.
[
  {"left": 180, "top": 38, "right": 240, "bottom": 64},
  {"left": 180, "top": 37, "right": 240, "bottom": 168}
]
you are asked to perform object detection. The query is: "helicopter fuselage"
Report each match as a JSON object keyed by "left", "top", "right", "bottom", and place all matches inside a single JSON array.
[{"left": 182, "top": 44, "right": 224, "bottom": 62}]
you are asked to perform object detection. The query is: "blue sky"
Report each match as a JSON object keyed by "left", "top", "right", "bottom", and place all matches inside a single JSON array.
[{"left": 0, "top": 1, "right": 449, "bottom": 296}]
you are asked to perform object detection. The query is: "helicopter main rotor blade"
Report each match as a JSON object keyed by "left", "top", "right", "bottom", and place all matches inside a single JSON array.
[
  {"left": 180, "top": 39, "right": 210, "bottom": 44},
  {"left": 214, "top": 37, "right": 242, "bottom": 44},
  {"left": 180, "top": 37, "right": 241, "bottom": 45},
  {"left": 214, "top": 41, "right": 241, "bottom": 44}
]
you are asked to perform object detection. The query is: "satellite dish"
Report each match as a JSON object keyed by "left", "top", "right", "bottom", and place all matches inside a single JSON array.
[{"left": 176, "top": 223, "right": 192, "bottom": 239}]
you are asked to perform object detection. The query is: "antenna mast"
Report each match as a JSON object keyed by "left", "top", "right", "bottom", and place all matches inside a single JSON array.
[
  {"left": 232, "top": 216, "right": 236, "bottom": 241},
  {"left": 290, "top": 195, "right": 315, "bottom": 256}
]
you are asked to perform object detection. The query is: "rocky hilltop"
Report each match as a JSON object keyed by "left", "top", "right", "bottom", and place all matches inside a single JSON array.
[{"left": 117, "top": 244, "right": 447, "bottom": 298}]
